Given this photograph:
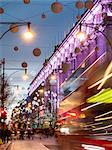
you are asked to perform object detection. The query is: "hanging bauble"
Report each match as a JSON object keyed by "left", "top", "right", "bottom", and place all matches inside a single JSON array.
[
  {"left": 75, "top": 47, "right": 80, "bottom": 53},
  {"left": 41, "top": 13, "right": 47, "bottom": 19},
  {"left": 85, "top": 0, "right": 93, "bottom": 9},
  {"left": 76, "top": 15, "right": 81, "bottom": 20},
  {"left": 95, "top": 46, "right": 99, "bottom": 51},
  {"left": 10, "top": 24, "right": 19, "bottom": 33},
  {"left": 62, "top": 62, "right": 70, "bottom": 73},
  {"left": 14, "top": 46, "right": 19, "bottom": 52},
  {"left": 21, "top": 61, "right": 28, "bottom": 68},
  {"left": 33, "top": 48, "right": 41, "bottom": 57},
  {"left": 23, "top": 0, "right": 30, "bottom": 4},
  {"left": 0, "top": 7, "right": 4, "bottom": 14},
  {"left": 51, "top": 1, "right": 63, "bottom": 14},
  {"left": 75, "top": 1, "right": 84, "bottom": 9}
]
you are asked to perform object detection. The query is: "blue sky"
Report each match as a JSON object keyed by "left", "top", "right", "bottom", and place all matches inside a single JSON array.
[{"left": 0, "top": 0, "right": 85, "bottom": 107}]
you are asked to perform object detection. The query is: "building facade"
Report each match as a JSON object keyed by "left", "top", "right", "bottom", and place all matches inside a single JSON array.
[{"left": 28, "top": 0, "right": 112, "bottom": 132}]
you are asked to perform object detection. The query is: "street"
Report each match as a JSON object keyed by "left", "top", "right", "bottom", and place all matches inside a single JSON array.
[{"left": 5, "top": 135, "right": 112, "bottom": 150}]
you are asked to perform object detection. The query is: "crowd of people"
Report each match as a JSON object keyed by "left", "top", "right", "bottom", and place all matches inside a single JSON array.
[
  {"left": 0, "top": 123, "right": 55, "bottom": 146},
  {"left": 0, "top": 126, "right": 11, "bottom": 144},
  {"left": 0, "top": 124, "right": 34, "bottom": 145}
]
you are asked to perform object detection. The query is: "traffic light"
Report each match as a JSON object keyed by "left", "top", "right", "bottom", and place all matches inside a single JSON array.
[{"left": 1, "top": 110, "right": 7, "bottom": 119}]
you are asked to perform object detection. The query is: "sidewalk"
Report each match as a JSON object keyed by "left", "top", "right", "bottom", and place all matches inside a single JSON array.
[
  {"left": 10, "top": 135, "right": 60, "bottom": 150},
  {"left": 0, "top": 142, "right": 12, "bottom": 150},
  {"left": 33, "top": 135, "right": 60, "bottom": 150},
  {"left": 10, "top": 140, "right": 49, "bottom": 150}
]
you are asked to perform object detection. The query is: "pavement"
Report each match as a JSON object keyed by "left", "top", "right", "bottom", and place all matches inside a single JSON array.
[
  {"left": 5, "top": 134, "right": 112, "bottom": 150},
  {"left": 10, "top": 141, "right": 49, "bottom": 150},
  {"left": 0, "top": 141, "right": 12, "bottom": 150},
  {"left": 10, "top": 135, "right": 59, "bottom": 150}
]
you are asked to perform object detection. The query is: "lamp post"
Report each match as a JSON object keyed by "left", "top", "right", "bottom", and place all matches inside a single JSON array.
[
  {"left": 1, "top": 58, "right": 5, "bottom": 108},
  {"left": 76, "top": 22, "right": 112, "bottom": 49},
  {"left": 0, "top": 22, "right": 33, "bottom": 40},
  {"left": 0, "top": 58, "right": 28, "bottom": 109},
  {"left": 0, "top": 21, "right": 33, "bottom": 107}
]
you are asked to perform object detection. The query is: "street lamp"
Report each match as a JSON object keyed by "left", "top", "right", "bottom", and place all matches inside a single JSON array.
[
  {"left": 22, "top": 69, "right": 29, "bottom": 81},
  {"left": 76, "top": 23, "right": 112, "bottom": 48},
  {"left": 0, "top": 21, "right": 34, "bottom": 41},
  {"left": 23, "top": 22, "right": 34, "bottom": 40},
  {"left": 14, "top": 85, "right": 20, "bottom": 95},
  {"left": 76, "top": 23, "right": 87, "bottom": 42}
]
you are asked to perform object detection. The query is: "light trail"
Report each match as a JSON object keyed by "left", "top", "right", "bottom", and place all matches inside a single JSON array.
[
  {"left": 81, "top": 102, "right": 103, "bottom": 111},
  {"left": 95, "top": 111, "right": 112, "bottom": 119},
  {"left": 93, "top": 124, "right": 112, "bottom": 131},
  {"left": 82, "top": 144, "right": 105, "bottom": 150},
  {"left": 95, "top": 116, "right": 112, "bottom": 121}
]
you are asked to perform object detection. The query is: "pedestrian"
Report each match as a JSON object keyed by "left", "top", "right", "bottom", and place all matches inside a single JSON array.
[
  {"left": 20, "top": 128, "right": 25, "bottom": 140},
  {"left": 0, "top": 137, "right": 3, "bottom": 150},
  {"left": 30, "top": 128, "right": 34, "bottom": 140},
  {"left": 27, "top": 126, "right": 32, "bottom": 139},
  {"left": 1, "top": 128, "right": 7, "bottom": 143},
  {"left": 6, "top": 128, "right": 12, "bottom": 142}
]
